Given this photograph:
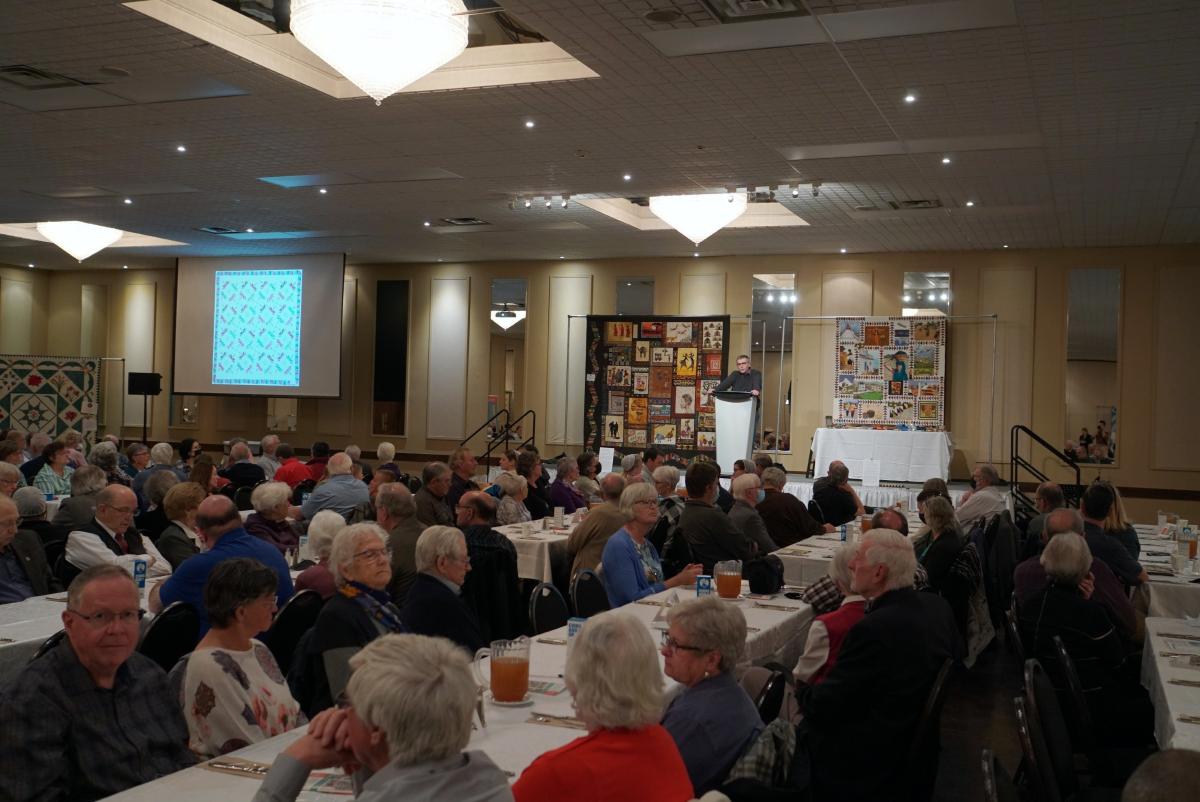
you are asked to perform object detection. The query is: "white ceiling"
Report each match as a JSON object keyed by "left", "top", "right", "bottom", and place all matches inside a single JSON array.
[{"left": 1, "top": 0, "right": 1198, "bottom": 270}]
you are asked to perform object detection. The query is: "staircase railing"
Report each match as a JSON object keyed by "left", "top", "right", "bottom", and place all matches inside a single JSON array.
[
  {"left": 459, "top": 408, "right": 537, "bottom": 468},
  {"left": 507, "top": 409, "right": 536, "bottom": 452},
  {"left": 1009, "top": 425, "right": 1082, "bottom": 523}
]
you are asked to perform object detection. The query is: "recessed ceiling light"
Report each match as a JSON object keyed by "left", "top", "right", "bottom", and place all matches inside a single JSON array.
[
  {"left": 626, "top": 282, "right": 631, "bottom": 286},
  {"left": 559, "top": 256, "right": 565, "bottom": 259},
  {"left": 523, "top": 199, "right": 532, "bottom": 209},
  {"left": 941, "top": 292, "right": 949, "bottom": 301},
  {"left": 941, "top": 157, "right": 951, "bottom": 165},
  {"left": 27, "top": 263, "right": 34, "bottom": 268},
  {"left": 524, "top": 120, "right": 535, "bottom": 129},
  {"left": 245, "top": 227, "right": 254, "bottom": 233},
  {"left": 545, "top": 199, "right": 552, "bottom": 208},
  {"left": 623, "top": 174, "right": 632, "bottom": 181},
  {"left": 122, "top": 264, "right": 128, "bottom": 269},
  {"left": 965, "top": 201, "right": 975, "bottom": 207},
  {"left": 904, "top": 93, "right": 916, "bottom": 103},
  {"left": 840, "top": 247, "right": 847, "bottom": 253},
  {"left": 423, "top": 221, "right": 431, "bottom": 227},
  {"left": 1003, "top": 244, "right": 1009, "bottom": 249},
  {"left": 693, "top": 251, "right": 699, "bottom": 258},
  {"left": 790, "top": 293, "right": 798, "bottom": 303},
  {"left": 766, "top": 294, "right": 775, "bottom": 303},
  {"left": 437, "top": 258, "right": 443, "bottom": 262},
  {"left": 319, "top": 187, "right": 327, "bottom": 194},
  {"left": 903, "top": 294, "right": 911, "bottom": 302},
  {"left": 123, "top": 198, "right": 132, "bottom": 205},
  {"left": 791, "top": 187, "right": 799, "bottom": 198},
  {"left": 176, "top": 144, "right": 187, "bottom": 152}
]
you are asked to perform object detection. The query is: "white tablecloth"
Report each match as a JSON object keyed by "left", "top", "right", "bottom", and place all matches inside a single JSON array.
[
  {"left": 0, "top": 593, "right": 70, "bottom": 683},
  {"left": 776, "top": 481, "right": 967, "bottom": 513},
  {"left": 773, "top": 513, "right": 925, "bottom": 587},
  {"left": 1140, "top": 617, "right": 1200, "bottom": 752},
  {"left": 812, "top": 428, "right": 951, "bottom": 483},
  {"left": 495, "top": 520, "right": 573, "bottom": 583},
  {"left": 1135, "top": 525, "right": 1200, "bottom": 619}
]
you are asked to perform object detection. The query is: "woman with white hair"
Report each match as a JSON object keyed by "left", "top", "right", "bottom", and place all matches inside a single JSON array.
[
  {"left": 253, "top": 634, "right": 511, "bottom": 802},
  {"left": 294, "top": 510, "right": 345, "bottom": 600},
  {"left": 244, "top": 481, "right": 300, "bottom": 556},
  {"left": 301, "top": 523, "right": 402, "bottom": 714},
  {"left": 793, "top": 543, "right": 865, "bottom": 685},
  {"left": 513, "top": 611, "right": 693, "bottom": 801},
  {"left": 660, "top": 596, "right": 762, "bottom": 794},
  {"left": 600, "top": 483, "right": 701, "bottom": 607},
  {"left": 493, "top": 471, "right": 531, "bottom": 525}
]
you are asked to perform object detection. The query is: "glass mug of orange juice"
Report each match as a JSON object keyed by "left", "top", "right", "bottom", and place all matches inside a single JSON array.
[
  {"left": 714, "top": 560, "right": 743, "bottom": 599},
  {"left": 474, "top": 637, "right": 531, "bottom": 704}
]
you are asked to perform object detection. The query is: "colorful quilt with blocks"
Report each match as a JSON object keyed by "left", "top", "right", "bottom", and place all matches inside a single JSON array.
[{"left": 0, "top": 355, "right": 101, "bottom": 447}]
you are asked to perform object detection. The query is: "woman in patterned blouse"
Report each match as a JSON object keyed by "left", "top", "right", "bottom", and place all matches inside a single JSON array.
[
  {"left": 173, "top": 557, "right": 303, "bottom": 758},
  {"left": 32, "top": 440, "right": 74, "bottom": 496}
]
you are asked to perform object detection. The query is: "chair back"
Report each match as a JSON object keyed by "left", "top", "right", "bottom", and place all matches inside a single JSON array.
[
  {"left": 460, "top": 545, "right": 526, "bottom": 641},
  {"left": 1013, "top": 694, "right": 1061, "bottom": 802},
  {"left": 807, "top": 498, "right": 824, "bottom": 525},
  {"left": 753, "top": 669, "right": 787, "bottom": 724},
  {"left": 1050, "top": 635, "right": 1097, "bottom": 753},
  {"left": 54, "top": 553, "right": 80, "bottom": 587},
  {"left": 263, "top": 589, "right": 325, "bottom": 675},
  {"left": 980, "top": 748, "right": 1021, "bottom": 802},
  {"left": 1005, "top": 602, "right": 1024, "bottom": 660},
  {"left": 902, "top": 657, "right": 955, "bottom": 802},
  {"left": 137, "top": 601, "right": 201, "bottom": 671},
  {"left": 42, "top": 539, "right": 67, "bottom": 574},
  {"left": 234, "top": 485, "right": 255, "bottom": 511},
  {"left": 529, "top": 582, "right": 569, "bottom": 634},
  {"left": 571, "top": 568, "right": 610, "bottom": 618},
  {"left": 291, "top": 479, "right": 316, "bottom": 506},
  {"left": 1023, "top": 659, "right": 1077, "bottom": 800},
  {"left": 31, "top": 629, "right": 66, "bottom": 661}
]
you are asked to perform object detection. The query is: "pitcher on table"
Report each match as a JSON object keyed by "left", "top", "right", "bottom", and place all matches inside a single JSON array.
[
  {"left": 714, "top": 560, "right": 742, "bottom": 599},
  {"left": 474, "top": 636, "right": 531, "bottom": 704}
]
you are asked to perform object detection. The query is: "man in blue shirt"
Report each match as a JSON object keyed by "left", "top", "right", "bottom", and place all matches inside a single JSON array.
[
  {"left": 300, "top": 452, "right": 369, "bottom": 521},
  {"left": 150, "top": 494, "right": 293, "bottom": 633}
]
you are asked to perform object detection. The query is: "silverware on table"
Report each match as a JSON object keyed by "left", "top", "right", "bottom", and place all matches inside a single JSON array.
[
  {"left": 528, "top": 711, "right": 587, "bottom": 730},
  {"left": 536, "top": 637, "right": 567, "bottom": 645},
  {"left": 1177, "top": 714, "right": 1200, "bottom": 726},
  {"left": 753, "top": 602, "right": 798, "bottom": 612},
  {"left": 1167, "top": 679, "right": 1200, "bottom": 688},
  {"left": 1160, "top": 632, "right": 1200, "bottom": 642}
]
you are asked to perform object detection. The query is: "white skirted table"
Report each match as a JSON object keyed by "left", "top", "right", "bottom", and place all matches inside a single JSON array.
[
  {"left": 812, "top": 427, "right": 951, "bottom": 483},
  {"left": 1140, "top": 617, "right": 1200, "bottom": 752}
]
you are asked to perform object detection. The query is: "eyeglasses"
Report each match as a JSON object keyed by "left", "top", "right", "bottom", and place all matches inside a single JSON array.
[
  {"left": 660, "top": 632, "right": 708, "bottom": 653},
  {"left": 447, "top": 552, "right": 471, "bottom": 566},
  {"left": 634, "top": 499, "right": 658, "bottom": 509},
  {"left": 334, "top": 691, "right": 353, "bottom": 710},
  {"left": 103, "top": 504, "right": 137, "bottom": 516},
  {"left": 353, "top": 546, "right": 392, "bottom": 562},
  {"left": 67, "top": 608, "right": 145, "bottom": 627}
]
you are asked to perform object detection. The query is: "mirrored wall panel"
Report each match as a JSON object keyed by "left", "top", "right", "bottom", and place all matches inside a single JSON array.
[
  {"left": 902, "top": 272, "right": 950, "bottom": 316},
  {"left": 1065, "top": 268, "right": 1120, "bottom": 464},
  {"left": 752, "top": 274, "right": 795, "bottom": 452}
]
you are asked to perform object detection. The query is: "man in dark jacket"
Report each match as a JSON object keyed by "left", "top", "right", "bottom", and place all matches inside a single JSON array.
[
  {"left": 793, "top": 527, "right": 963, "bottom": 801},
  {"left": 757, "top": 467, "right": 830, "bottom": 547},
  {"left": 0, "top": 495, "right": 60, "bottom": 600},
  {"left": 678, "top": 461, "right": 753, "bottom": 574},
  {"left": 811, "top": 460, "right": 865, "bottom": 527},
  {"left": 217, "top": 441, "right": 267, "bottom": 489},
  {"left": 400, "top": 525, "right": 486, "bottom": 654}
]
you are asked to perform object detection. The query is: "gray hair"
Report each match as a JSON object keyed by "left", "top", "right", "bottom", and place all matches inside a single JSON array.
[
  {"left": 922, "top": 496, "right": 958, "bottom": 538},
  {"left": 347, "top": 634, "right": 475, "bottom": 765},
  {"left": 260, "top": 434, "right": 279, "bottom": 452},
  {"left": 251, "top": 481, "right": 291, "bottom": 514},
  {"left": 13, "top": 486, "right": 47, "bottom": 519},
  {"left": 421, "top": 461, "right": 450, "bottom": 485},
  {"left": 327, "top": 453, "right": 353, "bottom": 476},
  {"left": 69, "top": 465, "right": 107, "bottom": 496},
  {"left": 87, "top": 442, "right": 119, "bottom": 473},
  {"left": 376, "top": 483, "right": 416, "bottom": 521},
  {"left": 330, "top": 522, "right": 388, "bottom": 586},
  {"left": 977, "top": 464, "right": 1000, "bottom": 487},
  {"left": 29, "top": 433, "right": 52, "bottom": 452},
  {"left": 651, "top": 465, "right": 679, "bottom": 489},
  {"left": 1040, "top": 531, "right": 1091, "bottom": 584},
  {"left": 618, "top": 481, "right": 657, "bottom": 521},
  {"left": 828, "top": 461, "right": 850, "bottom": 484},
  {"left": 494, "top": 472, "right": 525, "bottom": 498},
  {"left": 860, "top": 528, "right": 917, "bottom": 592},
  {"left": 67, "top": 564, "right": 136, "bottom": 610},
  {"left": 730, "top": 472, "right": 761, "bottom": 497},
  {"left": 415, "top": 525, "right": 466, "bottom": 573},
  {"left": 871, "top": 507, "right": 909, "bottom": 536},
  {"left": 149, "top": 442, "right": 175, "bottom": 465},
  {"left": 555, "top": 455, "right": 576, "bottom": 476},
  {"left": 0, "top": 462, "right": 19, "bottom": 486},
  {"left": 566, "top": 611, "right": 664, "bottom": 729},
  {"left": 761, "top": 466, "right": 787, "bottom": 490},
  {"left": 306, "top": 510, "right": 346, "bottom": 562},
  {"left": 376, "top": 442, "right": 396, "bottom": 462},
  {"left": 620, "top": 453, "right": 642, "bottom": 475},
  {"left": 666, "top": 595, "right": 747, "bottom": 673},
  {"left": 828, "top": 543, "right": 855, "bottom": 591},
  {"left": 145, "top": 469, "right": 180, "bottom": 506},
  {"left": 1045, "top": 508, "right": 1085, "bottom": 538},
  {"left": 229, "top": 442, "right": 251, "bottom": 462},
  {"left": 344, "top": 444, "right": 362, "bottom": 461}
]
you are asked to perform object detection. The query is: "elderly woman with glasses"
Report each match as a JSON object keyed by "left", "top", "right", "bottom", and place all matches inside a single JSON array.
[
  {"left": 660, "top": 596, "right": 762, "bottom": 794},
  {"left": 513, "top": 611, "right": 693, "bottom": 802},
  {"left": 175, "top": 558, "right": 303, "bottom": 759},
  {"left": 600, "top": 483, "right": 702, "bottom": 607},
  {"left": 33, "top": 441, "right": 74, "bottom": 496},
  {"left": 244, "top": 481, "right": 300, "bottom": 556},
  {"left": 253, "top": 634, "right": 512, "bottom": 802},
  {"left": 494, "top": 471, "right": 531, "bottom": 526},
  {"left": 301, "top": 523, "right": 403, "bottom": 715}
]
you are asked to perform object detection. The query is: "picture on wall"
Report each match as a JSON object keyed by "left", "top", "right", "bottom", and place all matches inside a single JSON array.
[
  {"left": 832, "top": 316, "right": 946, "bottom": 430},
  {"left": 586, "top": 315, "right": 729, "bottom": 460}
]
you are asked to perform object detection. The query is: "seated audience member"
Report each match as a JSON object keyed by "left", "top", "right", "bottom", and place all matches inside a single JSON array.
[
  {"left": 13, "top": 486, "right": 66, "bottom": 548},
  {"left": 256, "top": 434, "right": 281, "bottom": 479},
  {"left": 123, "top": 442, "right": 149, "bottom": 480},
  {"left": 548, "top": 455, "right": 587, "bottom": 514},
  {"left": 1080, "top": 482, "right": 1147, "bottom": 587},
  {"left": 513, "top": 611, "right": 693, "bottom": 801},
  {"left": 33, "top": 440, "right": 74, "bottom": 496},
  {"left": 1014, "top": 508, "right": 1137, "bottom": 643},
  {"left": 137, "top": 468, "right": 181, "bottom": 539},
  {"left": 369, "top": 483, "right": 423, "bottom": 605},
  {"left": 59, "top": 430, "right": 86, "bottom": 469},
  {"left": 456, "top": 491, "right": 516, "bottom": 559},
  {"left": 343, "top": 444, "right": 372, "bottom": 485},
  {"left": 910, "top": 496, "right": 964, "bottom": 594},
  {"left": 177, "top": 558, "right": 303, "bottom": 759},
  {"left": 752, "top": 455, "right": 773, "bottom": 477},
  {"left": 190, "top": 454, "right": 226, "bottom": 494},
  {"left": 414, "top": 461, "right": 455, "bottom": 527},
  {"left": 271, "top": 443, "right": 310, "bottom": 489},
  {"left": 1121, "top": 749, "right": 1200, "bottom": 802},
  {"left": 245, "top": 481, "right": 301, "bottom": 555},
  {"left": 255, "top": 634, "right": 512, "bottom": 802},
  {"left": 811, "top": 461, "right": 865, "bottom": 527},
  {"left": 494, "top": 471, "right": 532, "bottom": 525},
  {"left": 175, "top": 438, "right": 202, "bottom": 479},
  {"left": 708, "top": 459, "right": 736, "bottom": 513},
  {"left": 757, "top": 466, "right": 830, "bottom": 548},
  {"left": 728, "top": 471, "right": 776, "bottom": 555},
  {"left": 305, "top": 441, "right": 332, "bottom": 483},
  {"left": 868, "top": 506, "right": 910, "bottom": 536},
  {"left": 601, "top": 483, "right": 702, "bottom": 607},
  {"left": 793, "top": 544, "right": 865, "bottom": 685},
  {"left": 294, "top": 510, "right": 344, "bottom": 600},
  {"left": 52, "top": 465, "right": 107, "bottom": 532},
  {"left": 651, "top": 465, "right": 685, "bottom": 547},
  {"left": 349, "top": 467, "right": 396, "bottom": 524},
  {"left": 218, "top": 441, "right": 267, "bottom": 489},
  {"left": 1096, "top": 480, "right": 1139, "bottom": 560},
  {"left": 620, "top": 452, "right": 644, "bottom": 485},
  {"left": 2, "top": 431, "right": 28, "bottom": 465},
  {"left": 446, "top": 447, "right": 479, "bottom": 512},
  {"left": 1026, "top": 481, "right": 1064, "bottom": 545},
  {"left": 638, "top": 448, "right": 663, "bottom": 485},
  {"left": 792, "top": 529, "right": 962, "bottom": 800},
  {"left": 661, "top": 596, "right": 762, "bottom": 794},
  {"left": 0, "top": 495, "right": 59, "bottom": 602},
  {"left": 400, "top": 525, "right": 485, "bottom": 654},
  {"left": 18, "top": 432, "right": 52, "bottom": 484},
  {"left": 300, "top": 453, "right": 370, "bottom": 523},
  {"left": 568, "top": 472, "right": 626, "bottom": 579},
  {"left": 731, "top": 459, "right": 747, "bottom": 480},
  {"left": 921, "top": 477, "right": 950, "bottom": 498},
  {"left": 374, "top": 440, "right": 401, "bottom": 476},
  {"left": 132, "top": 442, "right": 178, "bottom": 507},
  {"left": 0, "top": 458, "right": 23, "bottom": 496},
  {"left": 0, "top": 565, "right": 196, "bottom": 799},
  {"left": 955, "top": 464, "right": 1007, "bottom": 530},
  {"left": 575, "top": 451, "right": 602, "bottom": 504},
  {"left": 87, "top": 441, "right": 129, "bottom": 487},
  {"left": 65, "top": 484, "right": 172, "bottom": 579},
  {"left": 153, "top": 495, "right": 293, "bottom": 635},
  {"left": 156, "top": 482, "right": 207, "bottom": 570},
  {"left": 517, "top": 451, "right": 550, "bottom": 520},
  {"left": 303, "top": 523, "right": 403, "bottom": 713},
  {"left": 679, "top": 461, "right": 753, "bottom": 574},
  {"left": 484, "top": 450, "right": 520, "bottom": 500}
]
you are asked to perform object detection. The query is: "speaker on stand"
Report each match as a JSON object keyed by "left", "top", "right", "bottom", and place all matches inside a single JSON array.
[{"left": 127, "top": 372, "right": 162, "bottom": 444}]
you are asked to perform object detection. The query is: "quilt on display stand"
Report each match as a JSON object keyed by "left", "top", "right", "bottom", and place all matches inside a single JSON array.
[
  {"left": 832, "top": 316, "right": 947, "bottom": 430},
  {"left": 0, "top": 355, "right": 102, "bottom": 448}
]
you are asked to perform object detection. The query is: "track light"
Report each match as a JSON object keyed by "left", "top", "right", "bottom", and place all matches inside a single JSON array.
[
  {"left": 561, "top": 194, "right": 569, "bottom": 208},
  {"left": 523, "top": 198, "right": 532, "bottom": 208},
  {"left": 812, "top": 181, "right": 822, "bottom": 198},
  {"left": 792, "top": 187, "right": 799, "bottom": 198},
  {"left": 545, "top": 198, "right": 552, "bottom": 208}
]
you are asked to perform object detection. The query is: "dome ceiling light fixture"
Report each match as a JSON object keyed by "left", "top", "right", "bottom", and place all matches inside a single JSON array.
[
  {"left": 35, "top": 220, "right": 124, "bottom": 262},
  {"left": 648, "top": 191, "right": 748, "bottom": 245},
  {"left": 290, "top": 0, "right": 470, "bottom": 106}
]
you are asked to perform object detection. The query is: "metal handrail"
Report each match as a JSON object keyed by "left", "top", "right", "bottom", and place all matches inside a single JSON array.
[
  {"left": 1009, "top": 425, "right": 1082, "bottom": 510},
  {"left": 507, "top": 409, "right": 537, "bottom": 453},
  {"left": 461, "top": 408, "right": 511, "bottom": 448}
]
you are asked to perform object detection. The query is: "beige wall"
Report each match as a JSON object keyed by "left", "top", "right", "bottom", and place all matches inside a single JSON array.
[{"left": 4, "top": 245, "right": 1199, "bottom": 518}]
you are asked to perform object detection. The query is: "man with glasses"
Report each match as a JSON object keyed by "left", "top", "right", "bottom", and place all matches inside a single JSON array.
[
  {"left": 0, "top": 495, "right": 59, "bottom": 603},
  {"left": 400, "top": 525, "right": 486, "bottom": 653},
  {"left": 715, "top": 353, "right": 763, "bottom": 444},
  {"left": 64, "top": 484, "right": 172, "bottom": 579},
  {"left": 0, "top": 564, "right": 195, "bottom": 799},
  {"left": 151, "top": 494, "right": 293, "bottom": 635}
]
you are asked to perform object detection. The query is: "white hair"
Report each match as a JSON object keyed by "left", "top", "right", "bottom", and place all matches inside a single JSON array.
[
  {"left": 730, "top": 472, "right": 761, "bottom": 497},
  {"left": 70, "top": 466, "right": 107, "bottom": 496},
  {"left": 760, "top": 466, "right": 787, "bottom": 490},
  {"left": 414, "top": 525, "right": 466, "bottom": 573},
  {"left": 376, "top": 442, "right": 396, "bottom": 462},
  {"left": 620, "top": 453, "right": 642, "bottom": 474},
  {"left": 652, "top": 465, "right": 679, "bottom": 488},
  {"left": 250, "top": 481, "right": 291, "bottom": 514},
  {"left": 228, "top": 442, "right": 250, "bottom": 462},
  {"left": 618, "top": 481, "right": 657, "bottom": 521},
  {"left": 306, "top": 509, "right": 346, "bottom": 562},
  {"left": 494, "top": 471, "right": 525, "bottom": 498},
  {"left": 828, "top": 542, "right": 855, "bottom": 591},
  {"left": 1040, "top": 531, "right": 1092, "bottom": 585},
  {"left": 347, "top": 634, "right": 475, "bottom": 765},
  {"left": 0, "top": 462, "right": 21, "bottom": 484},
  {"left": 344, "top": 444, "right": 362, "bottom": 461},
  {"left": 566, "top": 611, "right": 664, "bottom": 730},
  {"left": 666, "top": 596, "right": 747, "bottom": 673},
  {"left": 860, "top": 529, "right": 917, "bottom": 592},
  {"left": 327, "top": 453, "right": 353, "bottom": 475},
  {"left": 150, "top": 442, "right": 175, "bottom": 465},
  {"left": 330, "top": 523, "right": 387, "bottom": 585},
  {"left": 260, "top": 434, "right": 279, "bottom": 451}
]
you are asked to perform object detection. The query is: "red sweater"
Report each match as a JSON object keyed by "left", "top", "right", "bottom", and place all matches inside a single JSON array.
[
  {"left": 811, "top": 599, "right": 867, "bottom": 686},
  {"left": 513, "top": 725, "right": 693, "bottom": 802}
]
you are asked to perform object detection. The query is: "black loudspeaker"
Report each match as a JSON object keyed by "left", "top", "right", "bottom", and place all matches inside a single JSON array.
[{"left": 128, "top": 372, "right": 163, "bottom": 396}]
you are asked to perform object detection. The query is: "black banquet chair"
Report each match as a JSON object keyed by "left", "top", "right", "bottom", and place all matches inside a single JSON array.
[
  {"left": 806, "top": 499, "right": 824, "bottom": 525},
  {"left": 31, "top": 629, "right": 66, "bottom": 661},
  {"left": 753, "top": 669, "right": 788, "bottom": 724},
  {"left": 263, "top": 589, "right": 325, "bottom": 675},
  {"left": 138, "top": 601, "right": 201, "bottom": 672},
  {"left": 528, "top": 582, "right": 569, "bottom": 635},
  {"left": 571, "top": 569, "right": 610, "bottom": 618},
  {"left": 901, "top": 657, "right": 955, "bottom": 802},
  {"left": 980, "top": 748, "right": 1021, "bottom": 802}
]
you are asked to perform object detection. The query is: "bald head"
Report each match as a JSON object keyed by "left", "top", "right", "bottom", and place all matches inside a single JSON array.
[
  {"left": 94, "top": 485, "right": 137, "bottom": 534},
  {"left": 600, "top": 472, "right": 626, "bottom": 502},
  {"left": 327, "top": 453, "right": 353, "bottom": 475},
  {"left": 457, "top": 490, "right": 497, "bottom": 526},
  {"left": 1044, "top": 507, "right": 1084, "bottom": 542},
  {"left": 1122, "top": 749, "right": 1200, "bottom": 802},
  {"left": 195, "top": 494, "right": 241, "bottom": 543}
]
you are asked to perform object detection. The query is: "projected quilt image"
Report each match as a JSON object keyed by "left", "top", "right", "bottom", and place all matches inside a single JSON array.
[{"left": 212, "top": 270, "right": 303, "bottom": 386}]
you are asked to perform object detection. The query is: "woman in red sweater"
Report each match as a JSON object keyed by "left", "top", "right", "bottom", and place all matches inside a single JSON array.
[{"left": 512, "top": 611, "right": 693, "bottom": 802}]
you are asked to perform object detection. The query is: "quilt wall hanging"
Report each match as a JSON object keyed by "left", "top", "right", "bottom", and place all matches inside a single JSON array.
[
  {"left": 832, "top": 317, "right": 947, "bottom": 430},
  {"left": 0, "top": 355, "right": 102, "bottom": 447}
]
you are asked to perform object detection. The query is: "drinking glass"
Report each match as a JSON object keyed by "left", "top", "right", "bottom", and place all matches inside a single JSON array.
[{"left": 473, "top": 637, "right": 531, "bottom": 703}]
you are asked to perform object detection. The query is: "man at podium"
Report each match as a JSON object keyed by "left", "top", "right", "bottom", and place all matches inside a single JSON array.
[{"left": 715, "top": 354, "right": 763, "bottom": 445}]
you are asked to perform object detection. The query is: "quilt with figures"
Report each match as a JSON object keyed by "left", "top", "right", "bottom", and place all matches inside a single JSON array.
[{"left": 0, "top": 355, "right": 101, "bottom": 447}]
